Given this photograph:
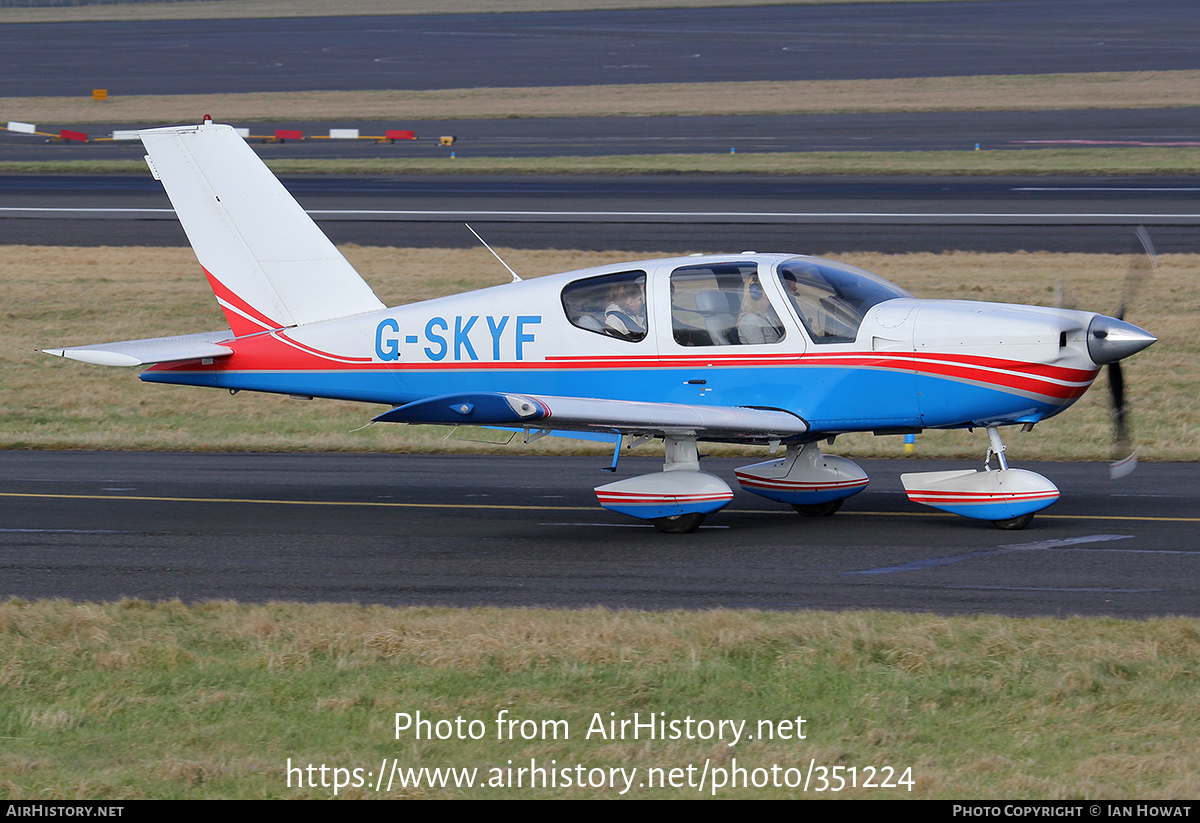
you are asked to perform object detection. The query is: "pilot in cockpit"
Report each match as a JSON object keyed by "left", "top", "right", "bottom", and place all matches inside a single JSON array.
[
  {"left": 604, "top": 281, "right": 647, "bottom": 340},
  {"left": 780, "top": 263, "right": 859, "bottom": 342}
]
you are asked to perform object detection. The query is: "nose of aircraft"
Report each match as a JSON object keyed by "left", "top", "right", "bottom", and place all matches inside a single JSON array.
[{"left": 1086, "top": 315, "right": 1157, "bottom": 365}]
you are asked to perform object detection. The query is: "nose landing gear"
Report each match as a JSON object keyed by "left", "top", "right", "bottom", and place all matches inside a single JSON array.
[{"left": 901, "top": 426, "right": 1059, "bottom": 530}]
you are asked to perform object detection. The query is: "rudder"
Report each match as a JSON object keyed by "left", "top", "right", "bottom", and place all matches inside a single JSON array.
[{"left": 140, "top": 122, "right": 384, "bottom": 337}]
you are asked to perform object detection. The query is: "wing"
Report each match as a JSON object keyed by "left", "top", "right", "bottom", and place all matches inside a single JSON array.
[
  {"left": 42, "top": 330, "right": 233, "bottom": 367},
  {"left": 372, "top": 391, "right": 808, "bottom": 443}
]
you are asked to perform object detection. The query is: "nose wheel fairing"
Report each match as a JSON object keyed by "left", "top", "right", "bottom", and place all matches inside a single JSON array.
[
  {"left": 900, "top": 468, "right": 1060, "bottom": 521},
  {"left": 900, "top": 426, "right": 1059, "bottom": 526}
]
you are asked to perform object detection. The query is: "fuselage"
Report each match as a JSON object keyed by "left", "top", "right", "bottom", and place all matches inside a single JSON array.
[{"left": 143, "top": 253, "right": 1107, "bottom": 437}]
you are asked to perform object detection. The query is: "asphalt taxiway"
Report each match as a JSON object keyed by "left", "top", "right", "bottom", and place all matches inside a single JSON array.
[{"left": 1, "top": 451, "right": 1196, "bottom": 617}]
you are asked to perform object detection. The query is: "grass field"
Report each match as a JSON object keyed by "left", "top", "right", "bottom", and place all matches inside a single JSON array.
[
  {"left": 1, "top": 599, "right": 1198, "bottom": 799},
  {"left": 2, "top": 245, "right": 1191, "bottom": 461},
  {"left": 5, "top": 146, "right": 1200, "bottom": 178},
  {"left": 7, "top": 71, "right": 1200, "bottom": 125}
]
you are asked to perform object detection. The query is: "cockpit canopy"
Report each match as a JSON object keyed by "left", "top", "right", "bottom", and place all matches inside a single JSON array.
[{"left": 559, "top": 255, "right": 912, "bottom": 347}]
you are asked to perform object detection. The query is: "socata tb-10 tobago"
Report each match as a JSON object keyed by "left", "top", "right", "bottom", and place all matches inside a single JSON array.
[{"left": 44, "top": 121, "right": 1156, "bottom": 533}]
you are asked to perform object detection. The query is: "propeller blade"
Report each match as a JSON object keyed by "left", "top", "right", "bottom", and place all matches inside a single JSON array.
[
  {"left": 1052, "top": 276, "right": 1079, "bottom": 312},
  {"left": 1118, "top": 225, "right": 1157, "bottom": 321},
  {"left": 1110, "top": 451, "right": 1137, "bottom": 480},
  {"left": 1107, "top": 360, "right": 1136, "bottom": 478},
  {"left": 1107, "top": 226, "right": 1157, "bottom": 478}
]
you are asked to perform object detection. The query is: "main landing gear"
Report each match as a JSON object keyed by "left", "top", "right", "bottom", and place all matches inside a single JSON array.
[
  {"left": 734, "top": 442, "right": 868, "bottom": 515},
  {"left": 792, "top": 499, "right": 844, "bottom": 517},
  {"left": 900, "top": 426, "right": 1060, "bottom": 530},
  {"left": 596, "top": 427, "right": 1058, "bottom": 532},
  {"left": 651, "top": 512, "right": 708, "bottom": 534},
  {"left": 594, "top": 435, "right": 734, "bottom": 534}
]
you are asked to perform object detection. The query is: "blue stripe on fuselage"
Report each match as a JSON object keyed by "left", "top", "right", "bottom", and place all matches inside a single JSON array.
[{"left": 139, "top": 362, "right": 1070, "bottom": 431}]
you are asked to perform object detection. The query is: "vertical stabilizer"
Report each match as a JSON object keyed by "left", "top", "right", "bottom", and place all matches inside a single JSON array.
[{"left": 139, "top": 123, "right": 384, "bottom": 336}]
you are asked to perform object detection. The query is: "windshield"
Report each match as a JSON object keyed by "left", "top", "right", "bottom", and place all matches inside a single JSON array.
[{"left": 775, "top": 258, "right": 912, "bottom": 344}]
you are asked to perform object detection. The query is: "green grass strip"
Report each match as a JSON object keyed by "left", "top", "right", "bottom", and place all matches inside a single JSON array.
[{"left": 2, "top": 599, "right": 1198, "bottom": 799}]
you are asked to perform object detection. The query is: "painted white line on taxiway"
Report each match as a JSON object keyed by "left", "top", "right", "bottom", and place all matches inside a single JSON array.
[
  {"left": 539, "top": 522, "right": 730, "bottom": 529},
  {"left": 0, "top": 207, "right": 175, "bottom": 215},
  {"left": 1012, "top": 187, "right": 1200, "bottom": 192},
  {"left": 0, "top": 528, "right": 124, "bottom": 533},
  {"left": 842, "top": 534, "right": 1136, "bottom": 575},
  {"left": 3, "top": 206, "right": 1200, "bottom": 224},
  {"left": 948, "top": 585, "right": 1161, "bottom": 593}
]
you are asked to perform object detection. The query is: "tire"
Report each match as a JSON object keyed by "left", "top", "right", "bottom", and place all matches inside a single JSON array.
[
  {"left": 992, "top": 512, "right": 1035, "bottom": 530},
  {"left": 791, "top": 499, "right": 844, "bottom": 517},
  {"left": 652, "top": 512, "right": 706, "bottom": 534}
]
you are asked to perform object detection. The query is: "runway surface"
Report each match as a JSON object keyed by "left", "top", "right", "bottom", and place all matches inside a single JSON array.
[
  {"left": 3, "top": 1, "right": 1197, "bottom": 96},
  {"left": 3, "top": 172, "right": 1199, "bottom": 253},
  {"left": 1, "top": 451, "right": 1196, "bottom": 618}
]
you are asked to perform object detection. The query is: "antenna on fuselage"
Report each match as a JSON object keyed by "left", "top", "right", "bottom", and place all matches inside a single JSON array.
[{"left": 465, "top": 223, "right": 522, "bottom": 282}]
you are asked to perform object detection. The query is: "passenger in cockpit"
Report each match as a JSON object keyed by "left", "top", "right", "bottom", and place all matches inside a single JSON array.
[{"left": 737, "top": 274, "right": 783, "bottom": 344}]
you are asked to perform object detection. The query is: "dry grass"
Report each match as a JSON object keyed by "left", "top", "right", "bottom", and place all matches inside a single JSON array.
[
  {"left": 7, "top": 71, "right": 1200, "bottom": 125},
  {"left": 0, "top": 0, "right": 981, "bottom": 24},
  {"left": 1, "top": 245, "right": 1193, "bottom": 460},
  {"left": 8, "top": 147, "right": 1200, "bottom": 178},
  {"left": 264, "top": 147, "right": 1200, "bottom": 177}
]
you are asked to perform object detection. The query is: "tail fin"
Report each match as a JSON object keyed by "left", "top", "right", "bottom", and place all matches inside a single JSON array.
[{"left": 140, "top": 123, "right": 384, "bottom": 337}]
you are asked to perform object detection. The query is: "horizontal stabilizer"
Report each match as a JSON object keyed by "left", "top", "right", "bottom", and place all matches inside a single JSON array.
[
  {"left": 42, "top": 330, "right": 233, "bottom": 367},
  {"left": 374, "top": 392, "right": 808, "bottom": 440}
]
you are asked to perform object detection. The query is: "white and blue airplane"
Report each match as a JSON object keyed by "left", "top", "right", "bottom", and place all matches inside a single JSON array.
[{"left": 44, "top": 121, "right": 1157, "bottom": 533}]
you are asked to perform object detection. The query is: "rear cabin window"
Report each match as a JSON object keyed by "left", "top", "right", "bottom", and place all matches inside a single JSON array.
[
  {"left": 560, "top": 270, "right": 648, "bottom": 342},
  {"left": 669, "top": 262, "right": 785, "bottom": 346}
]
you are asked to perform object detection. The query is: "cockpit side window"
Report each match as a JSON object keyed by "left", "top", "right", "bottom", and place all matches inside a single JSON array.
[
  {"left": 669, "top": 262, "right": 785, "bottom": 346},
  {"left": 560, "top": 270, "right": 648, "bottom": 342},
  {"left": 776, "top": 258, "right": 911, "bottom": 344}
]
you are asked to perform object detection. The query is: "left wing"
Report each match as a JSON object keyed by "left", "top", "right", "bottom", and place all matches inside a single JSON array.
[{"left": 373, "top": 392, "right": 809, "bottom": 442}]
